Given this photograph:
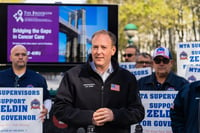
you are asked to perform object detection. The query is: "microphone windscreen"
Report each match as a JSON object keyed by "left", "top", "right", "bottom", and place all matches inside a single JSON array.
[
  {"left": 77, "top": 127, "right": 86, "bottom": 133},
  {"left": 87, "top": 125, "right": 95, "bottom": 133}
]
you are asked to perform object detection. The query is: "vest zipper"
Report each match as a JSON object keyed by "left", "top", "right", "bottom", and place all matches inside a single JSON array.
[{"left": 101, "top": 86, "right": 104, "bottom": 107}]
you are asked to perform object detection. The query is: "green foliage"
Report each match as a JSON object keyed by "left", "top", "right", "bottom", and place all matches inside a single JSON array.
[{"left": 86, "top": 0, "right": 199, "bottom": 66}]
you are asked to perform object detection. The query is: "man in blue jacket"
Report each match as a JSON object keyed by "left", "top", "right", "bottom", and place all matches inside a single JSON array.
[
  {"left": 54, "top": 30, "right": 145, "bottom": 133},
  {"left": 170, "top": 81, "right": 200, "bottom": 133},
  {"left": 0, "top": 45, "right": 52, "bottom": 122},
  {"left": 138, "top": 46, "right": 188, "bottom": 91}
]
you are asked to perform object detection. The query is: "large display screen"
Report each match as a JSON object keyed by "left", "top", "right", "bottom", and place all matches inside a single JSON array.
[{"left": 0, "top": 3, "right": 118, "bottom": 66}]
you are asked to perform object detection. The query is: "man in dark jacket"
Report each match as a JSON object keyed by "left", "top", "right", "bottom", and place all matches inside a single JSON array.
[
  {"left": 138, "top": 46, "right": 188, "bottom": 91},
  {"left": 137, "top": 46, "right": 188, "bottom": 132},
  {"left": 170, "top": 81, "right": 200, "bottom": 133},
  {"left": 0, "top": 45, "right": 52, "bottom": 122},
  {"left": 54, "top": 30, "right": 145, "bottom": 133}
]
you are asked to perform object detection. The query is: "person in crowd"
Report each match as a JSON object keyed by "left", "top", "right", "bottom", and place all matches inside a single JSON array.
[
  {"left": 0, "top": 45, "right": 52, "bottom": 122},
  {"left": 135, "top": 52, "right": 153, "bottom": 68},
  {"left": 53, "top": 30, "right": 145, "bottom": 133},
  {"left": 170, "top": 81, "right": 199, "bottom": 133},
  {"left": 123, "top": 45, "right": 140, "bottom": 62},
  {"left": 138, "top": 46, "right": 188, "bottom": 90}
]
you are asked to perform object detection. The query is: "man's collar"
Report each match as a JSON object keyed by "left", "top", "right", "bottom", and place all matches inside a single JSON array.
[{"left": 89, "top": 61, "right": 113, "bottom": 74}]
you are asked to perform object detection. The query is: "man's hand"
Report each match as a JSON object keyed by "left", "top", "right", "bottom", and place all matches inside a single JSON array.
[
  {"left": 92, "top": 108, "right": 114, "bottom": 126},
  {"left": 39, "top": 105, "right": 48, "bottom": 122}
]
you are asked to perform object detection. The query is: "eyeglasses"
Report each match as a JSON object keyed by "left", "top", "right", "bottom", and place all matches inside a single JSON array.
[
  {"left": 154, "top": 58, "right": 170, "bottom": 64},
  {"left": 136, "top": 61, "right": 152, "bottom": 64},
  {"left": 123, "top": 54, "right": 135, "bottom": 57}
]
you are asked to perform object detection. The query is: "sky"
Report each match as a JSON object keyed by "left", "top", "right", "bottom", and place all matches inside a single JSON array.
[
  {"left": 25, "top": 0, "right": 86, "bottom": 3},
  {"left": 58, "top": 6, "right": 108, "bottom": 62}
]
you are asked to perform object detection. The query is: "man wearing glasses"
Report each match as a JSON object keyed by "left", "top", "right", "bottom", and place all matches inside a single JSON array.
[
  {"left": 135, "top": 52, "right": 153, "bottom": 69},
  {"left": 138, "top": 46, "right": 188, "bottom": 91},
  {"left": 123, "top": 45, "right": 140, "bottom": 62}
]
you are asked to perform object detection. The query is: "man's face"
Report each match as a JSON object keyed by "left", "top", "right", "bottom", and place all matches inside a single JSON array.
[
  {"left": 10, "top": 46, "right": 28, "bottom": 68},
  {"left": 91, "top": 34, "right": 116, "bottom": 70},
  {"left": 136, "top": 55, "right": 152, "bottom": 68},
  {"left": 153, "top": 56, "right": 173, "bottom": 77},
  {"left": 123, "top": 48, "right": 136, "bottom": 62}
]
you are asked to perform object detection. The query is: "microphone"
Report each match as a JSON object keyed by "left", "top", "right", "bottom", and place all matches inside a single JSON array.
[
  {"left": 77, "top": 127, "right": 86, "bottom": 133},
  {"left": 87, "top": 125, "right": 95, "bottom": 133},
  {"left": 134, "top": 124, "right": 143, "bottom": 133}
]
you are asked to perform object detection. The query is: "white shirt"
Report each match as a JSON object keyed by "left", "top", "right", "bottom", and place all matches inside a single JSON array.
[{"left": 90, "top": 61, "right": 113, "bottom": 82}]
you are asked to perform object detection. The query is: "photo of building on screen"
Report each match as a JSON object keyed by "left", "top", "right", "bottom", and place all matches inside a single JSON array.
[{"left": 59, "top": 6, "right": 108, "bottom": 62}]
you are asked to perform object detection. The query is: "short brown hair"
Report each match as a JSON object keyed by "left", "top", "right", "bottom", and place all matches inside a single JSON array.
[{"left": 91, "top": 30, "right": 116, "bottom": 46}]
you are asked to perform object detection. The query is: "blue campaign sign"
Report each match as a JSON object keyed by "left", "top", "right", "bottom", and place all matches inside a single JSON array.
[
  {"left": 119, "top": 62, "right": 136, "bottom": 70},
  {"left": 176, "top": 41, "right": 200, "bottom": 77},
  {"left": 119, "top": 62, "right": 152, "bottom": 80},
  {"left": 185, "top": 65, "right": 200, "bottom": 83},
  {"left": 132, "top": 91, "right": 178, "bottom": 133},
  {"left": 0, "top": 87, "right": 43, "bottom": 133}
]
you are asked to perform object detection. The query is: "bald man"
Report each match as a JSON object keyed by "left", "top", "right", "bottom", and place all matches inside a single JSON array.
[{"left": 0, "top": 45, "right": 52, "bottom": 122}]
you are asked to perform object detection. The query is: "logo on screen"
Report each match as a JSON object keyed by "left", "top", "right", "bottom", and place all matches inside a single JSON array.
[{"left": 13, "top": 9, "right": 24, "bottom": 22}]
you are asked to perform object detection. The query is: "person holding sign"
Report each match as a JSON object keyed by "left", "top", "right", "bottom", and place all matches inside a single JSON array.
[
  {"left": 136, "top": 46, "right": 188, "bottom": 133},
  {"left": 138, "top": 46, "right": 188, "bottom": 91},
  {"left": 0, "top": 45, "right": 52, "bottom": 122},
  {"left": 170, "top": 81, "right": 199, "bottom": 133},
  {"left": 54, "top": 30, "right": 145, "bottom": 133}
]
